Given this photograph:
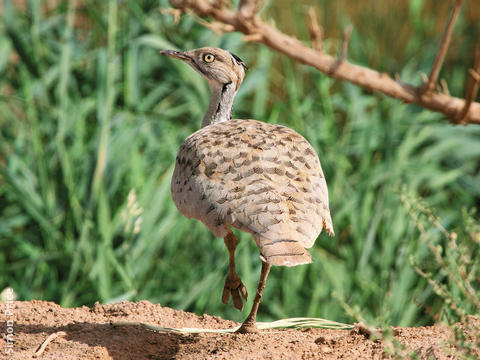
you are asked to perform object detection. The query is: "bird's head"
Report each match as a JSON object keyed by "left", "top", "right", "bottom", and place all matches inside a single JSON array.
[{"left": 160, "top": 47, "right": 246, "bottom": 91}]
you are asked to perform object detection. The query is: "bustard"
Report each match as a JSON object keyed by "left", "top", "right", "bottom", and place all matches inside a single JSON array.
[{"left": 160, "top": 47, "right": 334, "bottom": 333}]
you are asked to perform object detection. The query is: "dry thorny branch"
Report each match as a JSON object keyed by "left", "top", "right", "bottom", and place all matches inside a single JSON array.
[{"left": 169, "top": 0, "right": 480, "bottom": 125}]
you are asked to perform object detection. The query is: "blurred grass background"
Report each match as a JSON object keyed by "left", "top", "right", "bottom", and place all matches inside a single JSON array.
[{"left": 0, "top": 0, "right": 479, "bottom": 327}]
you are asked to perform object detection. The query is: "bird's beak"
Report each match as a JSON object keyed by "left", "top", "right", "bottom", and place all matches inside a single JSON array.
[{"left": 159, "top": 50, "right": 191, "bottom": 62}]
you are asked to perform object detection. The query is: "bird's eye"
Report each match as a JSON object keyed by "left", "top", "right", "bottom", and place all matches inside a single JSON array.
[{"left": 203, "top": 54, "right": 215, "bottom": 63}]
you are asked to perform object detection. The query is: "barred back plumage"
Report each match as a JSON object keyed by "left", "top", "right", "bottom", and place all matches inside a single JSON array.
[{"left": 172, "top": 119, "right": 333, "bottom": 266}]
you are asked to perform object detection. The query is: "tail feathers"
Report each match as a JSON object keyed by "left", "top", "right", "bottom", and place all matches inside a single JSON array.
[
  {"left": 323, "top": 208, "right": 335, "bottom": 236},
  {"left": 257, "top": 237, "right": 312, "bottom": 267}
]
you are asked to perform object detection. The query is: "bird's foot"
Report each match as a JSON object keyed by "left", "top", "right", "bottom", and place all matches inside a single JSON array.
[
  {"left": 235, "top": 321, "right": 259, "bottom": 334},
  {"left": 222, "top": 272, "right": 248, "bottom": 311}
]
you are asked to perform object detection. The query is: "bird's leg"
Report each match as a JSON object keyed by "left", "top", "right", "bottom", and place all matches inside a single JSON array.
[
  {"left": 222, "top": 232, "right": 248, "bottom": 310},
  {"left": 236, "top": 260, "right": 272, "bottom": 334}
]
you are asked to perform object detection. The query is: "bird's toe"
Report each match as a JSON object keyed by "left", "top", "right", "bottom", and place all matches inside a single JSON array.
[{"left": 222, "top": 273, "right": 248, "bottom": 311}]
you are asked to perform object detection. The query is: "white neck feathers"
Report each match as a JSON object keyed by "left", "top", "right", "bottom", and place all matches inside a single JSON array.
[{"left": 201, "top": 81, "right": 237, "bottom": 128}]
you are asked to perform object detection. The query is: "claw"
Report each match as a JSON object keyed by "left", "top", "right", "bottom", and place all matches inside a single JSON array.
[
  {"left": 232, "top": 290, "right": 243, "bottom": 310},
  {"left": 240, "top": 284, "right": 248, "bottom": 300},
  {"left": 222, "top": 273, "right": 248, "bottom": 311},
  {"left": 222, "top": 286, "right": 230, "bottom": 304}
]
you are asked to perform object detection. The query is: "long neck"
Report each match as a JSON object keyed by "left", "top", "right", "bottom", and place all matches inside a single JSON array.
[{"left": 201, "top": 81, "right": 237, "bottom": 128}]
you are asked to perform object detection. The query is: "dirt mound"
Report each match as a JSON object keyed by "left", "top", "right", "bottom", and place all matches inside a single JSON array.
[{"left": 0, "top": 300, "right": 478, "bottom": 359}]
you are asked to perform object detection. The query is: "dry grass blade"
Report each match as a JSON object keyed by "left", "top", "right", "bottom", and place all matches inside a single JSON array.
[
  {"left": 33, "top": 331, "right": 67, "bottom": 358},
  {"left": 111, "top": 317, "right": 353, "bottom": 334},
  {"left": 256, "top": 317, "right": 354, "bottom": 330}
]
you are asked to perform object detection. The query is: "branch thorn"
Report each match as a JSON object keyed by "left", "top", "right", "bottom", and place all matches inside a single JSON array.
[
  {"left": 339, "top": 25, "right": 353, "bottom": 62},
  {"left": 308, "top": 7, "right": 323, "bottom": 52},
  {"left": 425, "top": 0, "right": 463, "bottom": 93}
]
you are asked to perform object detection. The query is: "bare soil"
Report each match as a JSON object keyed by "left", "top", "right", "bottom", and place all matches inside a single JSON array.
[{"left": 0, "top": 300, "right": 478, "bottom": 359}]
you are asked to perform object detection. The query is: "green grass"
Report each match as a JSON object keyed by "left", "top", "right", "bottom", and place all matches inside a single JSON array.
[{"left": 0, "top": 0, "right": 479, "bottom": 327}]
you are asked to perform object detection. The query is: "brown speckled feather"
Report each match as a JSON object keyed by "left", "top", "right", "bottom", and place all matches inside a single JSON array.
[{"left": 172, "top": 119, "right": 334, "bottom": 266}]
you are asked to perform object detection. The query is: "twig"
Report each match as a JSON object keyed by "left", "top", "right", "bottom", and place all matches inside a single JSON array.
[
  {"left": 420, "top": 72, "right": 429, "bottom": 84},
  {"left": 308, "top": 7, "right": 323, "bottom": 52},
  {"left": 191, "top": 12, "right": 235, "bottom": 34},
  {"left": 169, "top": 0, "right": 480, "bottom": 125},
  {"left": 441, "top": 79, "right": 450, "bottom": 95},
  {"left": 219, "top": 0, "right": 232, "bottom": 8},
  {"left": 425, "top": 0, "right": 464, "bottom": 93},
  {"left": 470, "top": 68, "right": 480, "bottom": 82},
  {"left": 456, "top": 37, "right": 480, "bottom": 123},
  {"left": 243, "top": 33, "right": 263, "bottom": 42},
  {"left": 159, "top": 7, "right": 183, "bottom": 24},
  {"left": 238, "top": 0, "right": 261, "bottom": 20},
  {"left": 33, "top": 331, "right": 67, "bottom": 358},
  {"left": 339, "top": 25, "right": 353, "bottom": 62}
]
